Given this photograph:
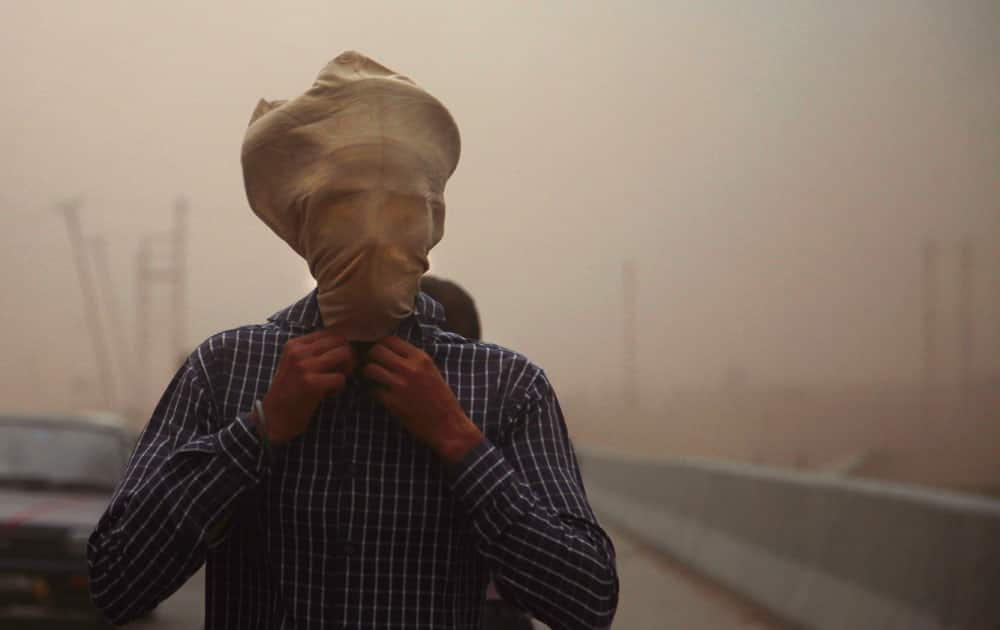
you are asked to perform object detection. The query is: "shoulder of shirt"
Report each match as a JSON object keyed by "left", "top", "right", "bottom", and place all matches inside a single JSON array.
[
  {"left": 426, "top": 330, "right": 552, "bottom": 400},
  {"left": 183, "top": 321, "right": 285, "bottom": 386}
]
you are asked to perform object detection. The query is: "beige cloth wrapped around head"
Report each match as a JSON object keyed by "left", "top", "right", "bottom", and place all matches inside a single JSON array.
[{"left": 242, "top": 51, "right": 461, "bottom": 340}]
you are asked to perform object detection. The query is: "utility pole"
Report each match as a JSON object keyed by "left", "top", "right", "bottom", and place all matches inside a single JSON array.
[
  {"left": 56, "top": 200, "right": 116, "bottom": 410},
  {"left": 622, "top": 259, "right": 638, "bottom": 409},
  {"left": 172, "top": 197, "right": 189, "bottom": 367},
  {"left": 133, "top": 196, "right": 189, "bottom": 418},
  {"left": 958, "top": 238, "right": 974, "bottom": 407},
  {"left": 922, "top": 239, "right": 939, "bottom": 423},
  {"left": 135, "top": 238, "right": 152, "bottom": 418},
  {"left": 89, "top": 236, "right": 131, "bottom": 405}
]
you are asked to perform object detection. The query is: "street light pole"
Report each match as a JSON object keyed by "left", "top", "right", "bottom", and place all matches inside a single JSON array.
[{"left": 56, "top": 200, "right": 116, "bottom": 410}]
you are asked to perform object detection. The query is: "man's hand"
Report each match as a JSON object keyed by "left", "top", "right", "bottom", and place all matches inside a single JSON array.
[
  {"left": 261, "top": 329, "right": 355, "bottom": 444},
  {"left": 363, "top": 336, "right": 483, "bottom": 465}
]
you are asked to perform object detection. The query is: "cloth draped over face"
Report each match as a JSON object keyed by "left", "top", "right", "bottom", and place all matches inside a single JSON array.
[{"left": 241, "top": 51, "right": 461, "bottom": 340}]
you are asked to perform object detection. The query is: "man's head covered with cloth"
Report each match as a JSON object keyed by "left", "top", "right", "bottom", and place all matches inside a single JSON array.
[{"left": 241, "top": 51, "right": 461, "bottom": 340}]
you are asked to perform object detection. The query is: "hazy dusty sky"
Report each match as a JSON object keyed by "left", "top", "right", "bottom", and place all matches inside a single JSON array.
[{"left": 1, "top": 1, "right": 998, "bottom": 415}]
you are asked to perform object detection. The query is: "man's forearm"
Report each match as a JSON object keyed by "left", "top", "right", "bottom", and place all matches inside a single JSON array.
[
  {"left": 88, "top": 415, "right": 264, "bottom": 624},
  {"left": 449, "top": 440, "right": 619, "bottom": 629}
]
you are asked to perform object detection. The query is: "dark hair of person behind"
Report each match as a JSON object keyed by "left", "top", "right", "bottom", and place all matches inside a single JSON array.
[{"left": 420, "top": 275, "right": 482, "bottom": 341}]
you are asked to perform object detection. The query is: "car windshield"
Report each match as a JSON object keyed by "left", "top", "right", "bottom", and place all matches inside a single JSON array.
[{"left": 0, "top": 423, "right": 127, "bottom": 491}]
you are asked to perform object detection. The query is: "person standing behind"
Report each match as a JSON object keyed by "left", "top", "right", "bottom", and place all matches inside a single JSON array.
[{"left": 417, "top": 275, "right": 481, "bottom": 341}]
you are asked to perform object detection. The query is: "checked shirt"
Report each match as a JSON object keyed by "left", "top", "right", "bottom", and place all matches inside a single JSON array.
[{"left": 88, "top": 291, "right": 618, "bottom": 629}]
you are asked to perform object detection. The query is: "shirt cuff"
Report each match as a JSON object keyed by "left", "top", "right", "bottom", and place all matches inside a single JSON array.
[
  {"left": 215, "top": 414, "right": 267, "bottom": 483},
  {"left": 449, "top": 439, "right": 536, "bottom": 545}
]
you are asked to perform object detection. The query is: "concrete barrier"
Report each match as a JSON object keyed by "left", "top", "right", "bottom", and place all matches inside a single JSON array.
[{"left": 579, "top": 450, "right": 1000, "bottom": 630}]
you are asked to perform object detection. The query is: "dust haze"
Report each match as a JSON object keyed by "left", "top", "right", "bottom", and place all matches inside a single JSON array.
[{"left": 2, "top": 1, "right": 998, "bottom": 493}]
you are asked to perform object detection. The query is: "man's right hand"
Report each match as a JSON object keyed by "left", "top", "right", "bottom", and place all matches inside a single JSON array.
[{"left": 260, "top": 329, "right": 355, "bottom": 444}]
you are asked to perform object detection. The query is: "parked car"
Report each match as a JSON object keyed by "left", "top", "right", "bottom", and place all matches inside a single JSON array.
[{"left": 0, "top": 414, "right": 131, "bottom": 624}]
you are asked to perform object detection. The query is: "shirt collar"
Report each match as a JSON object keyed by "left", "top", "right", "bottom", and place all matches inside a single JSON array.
[{"left": 268, "top": 290, "right": 446, "bottom": 343}]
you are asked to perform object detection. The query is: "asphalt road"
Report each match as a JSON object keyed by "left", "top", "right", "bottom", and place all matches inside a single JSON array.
[{"left": 600, "top": 521, "right": 793, "bottom": 629}]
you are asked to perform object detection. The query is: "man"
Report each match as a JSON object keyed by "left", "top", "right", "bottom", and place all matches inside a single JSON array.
[{"left": 88, "top": 52, "right": 618, "bottom": 630}]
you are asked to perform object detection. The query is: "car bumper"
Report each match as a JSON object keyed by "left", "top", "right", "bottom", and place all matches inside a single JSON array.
[{"left": 0, "top": 559, "right": 95, "bottom": 615}]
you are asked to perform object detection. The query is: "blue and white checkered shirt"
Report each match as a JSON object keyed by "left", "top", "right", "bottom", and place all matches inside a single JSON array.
[{"left": 88, "top": 291, "right": 618, "bottom": 629}]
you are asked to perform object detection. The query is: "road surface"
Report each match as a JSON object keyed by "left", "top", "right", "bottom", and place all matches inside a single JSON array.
[{"left": 596, "top": 521, "right": 793, "bottom": 629}]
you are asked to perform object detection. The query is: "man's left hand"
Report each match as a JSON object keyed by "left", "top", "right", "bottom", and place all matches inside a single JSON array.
[{"left": 363, "top": 336, "right": 483, "bottom": 465}]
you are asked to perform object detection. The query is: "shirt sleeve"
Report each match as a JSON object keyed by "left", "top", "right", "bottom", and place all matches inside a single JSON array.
[
  {"left": 87, "top": 355, "right": 266, "bottom": 625},
  {"left": 448, "top": 370, "right": 619, "bottom": 629}
]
